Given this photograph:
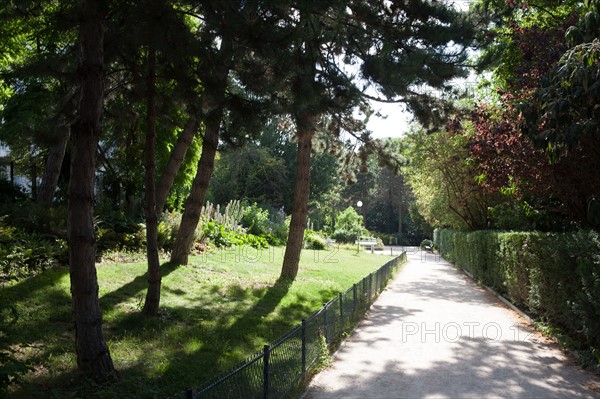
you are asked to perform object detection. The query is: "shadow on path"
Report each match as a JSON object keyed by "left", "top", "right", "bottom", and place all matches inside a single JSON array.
[{"left": 304, "top": 252, "right": 600, "bottom": 399}]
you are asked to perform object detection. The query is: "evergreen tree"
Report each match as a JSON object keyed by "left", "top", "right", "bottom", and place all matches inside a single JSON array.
[
  {"left": 68, "top": 0, "right": 116, "bottom": 381},
  {"left": 251, "top": 0, "right": 477, "bottom": 279},
  {"left": 170, "top": 0, "right": 272, "bottom": 265}
]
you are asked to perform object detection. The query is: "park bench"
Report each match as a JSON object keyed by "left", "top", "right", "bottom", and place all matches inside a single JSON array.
[{"left": 356, "top": 236, "right": 378, "bottom": 252}]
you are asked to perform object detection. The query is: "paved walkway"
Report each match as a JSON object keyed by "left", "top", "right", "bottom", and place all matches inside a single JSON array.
[{"left": 304, "top": 251, "right": 600, "bottom": 399}]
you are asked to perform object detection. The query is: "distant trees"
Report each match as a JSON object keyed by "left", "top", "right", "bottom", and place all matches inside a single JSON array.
[{"left": 404, "top": 127, "right": 500, "bottom": 230}]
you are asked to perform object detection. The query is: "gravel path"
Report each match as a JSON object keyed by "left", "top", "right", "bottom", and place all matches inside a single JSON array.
[{"left": 303, "top": 251, "right": 600, "bottom": 399}]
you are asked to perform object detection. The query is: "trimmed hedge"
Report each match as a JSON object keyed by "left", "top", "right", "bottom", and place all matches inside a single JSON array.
[{"left": 439, "top": 229, "right": 600, "bottom": 359}]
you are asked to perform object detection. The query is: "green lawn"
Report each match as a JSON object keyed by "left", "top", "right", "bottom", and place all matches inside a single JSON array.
[{"left": 1, "top": 246, "right": 394, "bottom": 398}]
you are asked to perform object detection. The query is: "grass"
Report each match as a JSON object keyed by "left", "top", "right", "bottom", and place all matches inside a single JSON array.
[{"left": 1, "top": 246, "right": 394, "bottom": 398}]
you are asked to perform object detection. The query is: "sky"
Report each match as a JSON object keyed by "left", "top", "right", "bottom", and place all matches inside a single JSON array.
[{"left": 366, "top": 102, "right": 413, "bottom": 139}]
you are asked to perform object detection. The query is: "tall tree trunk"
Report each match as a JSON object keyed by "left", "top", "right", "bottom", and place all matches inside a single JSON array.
[
  {"left": 170, "top": 110, "right": 221, "bottom": 265},
  {"left": 155, "top": 115, "right": 198, "bottom": 213},
  {"left": 169, "top": 35, "right": 232, "bottom": 265},
  {"left": 142, "top": 45, "right": 161, "bottom": 316},
  {"left": 280, "top": 114, "right": 315, "bottom": 280},
  {"left": 37, "top": 125, "right": 70, "bottom": 206},
  {"left": 68, "top": 0, "right": 116, "bottom": 381}
]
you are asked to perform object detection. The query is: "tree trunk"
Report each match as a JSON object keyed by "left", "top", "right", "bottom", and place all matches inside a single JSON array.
[
  {"left": 37, "top": 125, "right": 70, "bottom": 206},
  {"left": 68, "top": 0, "right": 116, "bottom": 382},
  {"left": 280, "top": 114, "right": 315, "bottom": 280},
  {"left": 170, "top": 34, "right": 232, "bottom": 265},
  {"left": 170, "top": 112, "right": 220, "bottom": 265},
  {"left": 155, "top": 115, "right": 198, "bottom": 213},
  {"left": 142, "top": 44, "right": 161, "bottom": 317}
]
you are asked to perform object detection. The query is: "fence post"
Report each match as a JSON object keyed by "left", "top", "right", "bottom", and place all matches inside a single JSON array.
[
  {"left": 339, "top": 293, "right": 344, "bottom": 330},
  {"left": 301, "top": 319, "right": 307, "bottom": 374},
  {"left": 353, "top": 283, "right": 358, "bottom": 319},
  {"left": 323, "top": 303, "right": 328, "bottom": 343},
  {"left": 369, "top": 274, "right": 372, "bottom": 302},
  {"left": 263, "top": 344, "right": 271, "bottom": 399},
  {"left": 185, "top": 388, "right": 194, "bottom": 399}
]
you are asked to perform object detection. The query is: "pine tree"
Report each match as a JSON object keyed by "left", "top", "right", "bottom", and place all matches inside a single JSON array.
[
  {"left": 170, "top": 0, "right": 272, "bottom": 265},
  {"left": 68, "top": 0, "right": 116, "bottom": 381},
  {"left": 254, "top": 0, "right": 477, "bottom": 279}
]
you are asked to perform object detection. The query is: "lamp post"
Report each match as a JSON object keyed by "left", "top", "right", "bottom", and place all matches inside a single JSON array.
[{"left": 356, "top": 200, "right": 362, "bottom": 253}]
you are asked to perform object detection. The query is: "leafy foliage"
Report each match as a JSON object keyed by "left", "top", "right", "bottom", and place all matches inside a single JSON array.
[
  {"left": 521, "top": 40, "right": 600, "bottom": 150},
  {"left": 331, "top": 207, "right": 367, "bottom": 243},
  {"left": 451, "top": 0, "right": 600, "bottom": 229},
  {"left": 404, "top": 127, "right": 499, "bottom": 230},
  {"left": 0, "top": 219, "right": 66, "bottom": 280},
  {"left": 303, "top": 229, "right": 327, "bottom": 250}
]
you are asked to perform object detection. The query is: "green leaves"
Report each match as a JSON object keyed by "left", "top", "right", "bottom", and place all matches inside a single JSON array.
[{"left": 522, "top": 40, "right": 600, "bottom": 152}]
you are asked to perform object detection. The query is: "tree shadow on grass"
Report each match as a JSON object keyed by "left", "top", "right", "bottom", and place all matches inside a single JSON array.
[
  {"left": 6, "top": 263, "right": 342, "bottom": 398},
  {"left": 2, "top": 261, "right": 184, "bottom": 398},
  {"left": 94, "top": 275, "right": 340, "bottom": 398},
  {"left": 98, "top": 261, "right": 180, "bottom": 315},
  {"left": 0, "top": 267, "right": 71, "bottom": 345}
]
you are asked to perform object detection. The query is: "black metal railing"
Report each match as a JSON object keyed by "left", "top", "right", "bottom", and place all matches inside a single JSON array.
[{"left": 185, "top": 251, "right": 407, "bottom": 399}]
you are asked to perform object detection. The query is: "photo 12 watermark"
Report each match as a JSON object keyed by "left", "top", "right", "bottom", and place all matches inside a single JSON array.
[{"left": 399, "top": 321, "right": 534, "bottom": 343}]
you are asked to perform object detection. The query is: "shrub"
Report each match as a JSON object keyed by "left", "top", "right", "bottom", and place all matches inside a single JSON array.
[
  {"left": 419, "top": 239, "right": 434, "bottom": 251},
  {"left": 438, "top": 228, "right": 600, "bottom": 361},
  {"left": 157, "top": 212, "right": 182, "bottom": 251},
  {"left": 267, "top": 208, "right": 288, "bottom": 245},
  {"left": 240, "top": 202, "right": 288, "bottom": 246},
  {"left": 96, "top": 211, "right": 147, "bottom": 253},
  {"left": 0, "top": 180, "right": 27, "bottom": 203},
  {"left": 332, "top": 207, "right": 367, "bottom": 243},
  {"left": 304, "top": 229, "right": 327, "bottom": 250},
  {"left": 241, "top": 202, "right": 270, "bottom": 236},
  {"left": 0, "top": 220, "right": 67, "bottom": 280},
  {"left": 201, "top": 221, "right": 268, "bottom": 249}
]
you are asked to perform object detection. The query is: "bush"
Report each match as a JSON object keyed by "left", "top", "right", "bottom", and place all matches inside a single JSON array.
[
  {"left": 202, "top": 221, "right": 268, "bottom": 249},
  {"left": 374, "top": 232, "right": 412, "bottom": 246},
  {"left": 238, "top": 202, "right": 288, "bottom": 246},
  {"left": 157, "top": 212, "right": 182, "bottom": 251},
  {"left": 304, "top": 229, "right": 327, "bottom": 250},
  {"left": 0, "top": 221, "right": 67, "bottom": 280},
  {"left": 332, "top": 207, "right": 367, "bottom": 243},
  {"left": 438, "top": 228, "right": 600, "bottom": 361},
  {"left": 241, "top": 203, "right": 270, "bottom": 236},
  {"left": 419, "top": 239, "right": 434, "bottom": 251},
  {"left": 0, "top": 180, "right": 27, "bottom": 203}
]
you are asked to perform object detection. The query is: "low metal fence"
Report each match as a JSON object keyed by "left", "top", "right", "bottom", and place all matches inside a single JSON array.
[{"left": 184, "top": 251, "right": 407, "bottom": 399}]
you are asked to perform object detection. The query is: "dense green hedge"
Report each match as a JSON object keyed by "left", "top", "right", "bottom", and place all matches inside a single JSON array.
[{"left": 438, "top": 229, "right": 600, "bottom": 359}]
